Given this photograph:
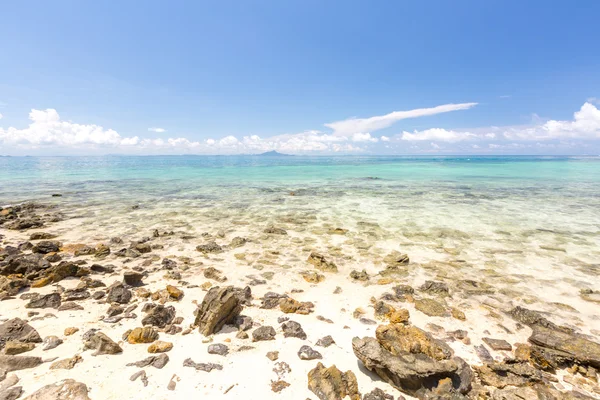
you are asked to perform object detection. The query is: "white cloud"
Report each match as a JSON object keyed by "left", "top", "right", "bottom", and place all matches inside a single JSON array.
[
  {"left": 148, "top": 127, "right": 166, "bottom": 133},
  {"left": 324, "top": 102, "right": 478, "bottom": 136},
  {"left": 0, "top": 113, "right": 3, "bottom": 120},
  {"left": 401, "top": 128, "right": 475, "bottom": 142},
  {"left": 351, "top": 132, "right": 378, "bottom": 142},
  {"left": 380, "top": 135, "right": 390, "bottom": 142}
]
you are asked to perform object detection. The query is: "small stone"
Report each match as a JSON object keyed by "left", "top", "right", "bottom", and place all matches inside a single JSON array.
[
  {"left": 42, "top": 336, "right": 63, "bottom": 351},
  {"left": 301, "top": 271, "right": 325, "bottom": 284},
  {"left": 252, "top": 326, "right": 276, "bottom": 342},
  {"left": 25, "top": 293, "right": 61, "bottom": 309},
  {"left": 350, "top": 269, "right": 369, "bottom": 281},
  {"left": 414, "top": 298, "right": 447, "bottom": 317},
  {"left": 148, "top": 341, "right": 173, "bottom": 353},
  {"left": 3, "top": 342, "right": 35, "bottom": 355},
  {"left": 271, "top": 380, "right": 290, "bottom": 393},
  {"left": 266, "top": 351, "right": 279, "bottom": 361},
  {"left": 207, "top": 343, "right": 229, "bottom": 356},
  {"left": 363, "top": 388, "right": 394, "bottom": 400},
  {"left": 126, "top": 353, "right": 169, "bottom": 369},
  {"left": 166, "top": 285, "right": 183, "bottom": 300},
  {"left": 127, "top": 327, "right": 160, "bottom": 344},
  {"left": 196, "top": 241, "right": 223, "bottom": 254},
  {"left": 236, "top": 331, "right": 249, "bottom": 339},
  {"left": 64, "top": 327, "right": 79, "bottom": 336},
  {"left": 183, "top": 358, "right": 223, "bottom": 372},
  {"left": 316, "top": 335, "right": 335, "bottom": 348},
  {"left": 298, "top": 345, "right": 322, "bottom": 360},
  {"left": 281, "top": 321, "right": 307, "bottom": 340},
  {"left": 482, "top": 337, "right": 512, "bottom": 351},
  {"left": 451, "top": 307, "right": 466, "bottom": 320},
  {"left": 49, "top": 355, "right": 83, "bottom": 370},
  {"left": 130, "top": 370, "right": 149, "bottom": 387},
  {"left": 123, "top": 271, "right": 144, "bottom": 286},
  {"left": 333, "top": 286, "right": 342, "bottom": 294}
]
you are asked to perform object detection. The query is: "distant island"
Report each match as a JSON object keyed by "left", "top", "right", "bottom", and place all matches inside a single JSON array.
[{"left": 254, "top": 150, "right": 293, "bottom": 156}]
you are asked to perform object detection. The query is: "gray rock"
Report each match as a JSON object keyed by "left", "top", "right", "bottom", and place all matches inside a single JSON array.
[
  {"left": 126, "top": 353, "right": 169, "bottom": 369},
  {"left": 83, "top": 332, "right": 122, "bottom": 356},
  {"left": 316, "top": 335, "right": 336, "bottom": 348},
  {"left": 123, "top": 271, "right": 144, "bottom": 286},
  {"left": 529, "top": 326, "right": 600, "bottom": 368},
  {"left": 252, "top": 326, "right": 276, "bottom": 342},
  {"left": 419, "top": 280, "right": 449, "bottom": 296},
  {"left": 298, "top": 345, "right": 322, "bottom": 360},
  {"left": 183, "top": 358, "right": 223, "bottom": 372},
  {"left": 232, "top": 315, "right": 253, "bottom": 331},
  {"left": 25, "top": 293, "right": 61, "bottom": 309},
  {"left": 42, "top": 336, "right": 63, "bottom": 351},
  {"left": 106, "top": 282, "right": 132, "bottom": 304},
  {"left": 207, "top": 344, "right": 229, "bottom": 356},
  {"left": 58, "top": 302, "right": 85, "bottom": 311},
  {"left": 0, "top": 318, "right": 42, "bottom": 350},
  {"left": 142, "top": 304, "right": 176, "bottom": 328},
  {"left": 0, "top": 386, "right": 23, "bottom": 400},
  {"left": 0, "top": 355, "right": 43, "bottom": 372},
  {"left": 483, "top": 338, "right": 512, "bottom": 351},
  {"left": 31, "top": 241, "right": 60, "bottom": 254},
  {"left": 282, "top": 321, "right": 307, "bottom": 340},
  {"left": 362, "top": 388, "right": 394, "bottom": 400}
]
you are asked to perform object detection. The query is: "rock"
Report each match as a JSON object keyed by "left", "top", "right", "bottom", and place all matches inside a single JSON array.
[
  {"left": 142, "top": 304, "right": 176, "bottom": 328},
  {"left": 383, "top": 251, "right": 409, "bottom": 266},
  {"left": 0, "top": 318, "right": 42, "bottom": 351},
  {"left": 0, "top": 276, "right": 29, "bottom": 297},
  {"left": 414, "top": 298, "right": 447, "bottom": 317},
  {"left": 127, "top": 327, "right": 160, "bottom": 344},
  {"left": 31, "top": 241, "right": 60, "bottom": 254},
  {"left": 129, "top": 370, "right": 148, "bottom": 387},
  {"left": 374, "top": 301, "right": 410, "bottom": 324},
  {"left": 236, "top": 331, "right": 249, "bottom": 339},
  {"left": 126, "top": 353, "right": 169, "bottom": 369},
  {"left": 49, "top": 355, "right": 82, "bottom": 370},
  {"left": 83, "top": 332, "right": 122, "bottom": 355},
  {"left": 475, "top": 344, "right": 494, "bottom": 363},
  {"left": 360, "top": 318, "right": 377, "bottom": 325},
  {"left": 106, "top": 282, "right": 132, "bottom": 304},
  {"left": 261, "top": 292, "right": 288, "bottom": 309},
  {"left": 167, "top": 375, "right": 177, "bottom": 391},
  {"left": 282, "top": 321, "right": 307, "bottom": 340},
  {"left": 252, "top": 326, "right": 276, "bottom": 342},
  {"left": 271, "top": 380, "right": 290, "bottom": 393},
  {"left": 316, "top": 335, "right": 336, "bottom": 348},
  {"left": 134, "top": 242, "right": 151, "bottom": 254},
  {"left": 123, "top": 271, "right": 144, "bottom": 286},
  {"left": 64, "top": 327, "right": 79, "bottom": 336},
  {"left": 29, "top": 232, "right": 56, "bottom": 240},
  {"left": 3, "top": 342, "right": 35, "bottom": 355},
  {"left": 528, "top": 326, "right": 600, "bottom": 368},
  {"left": 166, "top": 285, "right": 183, "bottom": 300},
  {"left": 419, "top": 280, "right": 449, "bottom": 297},
  {"left": 308, "top": 252, "right": 338, "bottom": 272},
  {"left": 229, "top": 237, "right": 247, "bottom": 248},
  {"left": 507, "top": 306, "right": 565, "bottom": 332},
  {"left": 301, "top": 271, "right": 325, "bottom": 283},
  {"left": 42, "top": 336, "right": 63, "bottom": 351},
  {"left": 114, "top": 248, "right": 141, "bottom": 258},
  {"left": 350, "top": 269, "right": 369, "bottom": 281},
  {"left": 182, "top": 358, "right": 223, "bottom": 372},
  {"left": 62, "top": 288, "right": 90, "bottom": 301},
  {"left": 450, "top": 307, "right": 466, "bottom": 321},
  {"left": 232, "top": 315, "right": 253, "bottom": 331},
  {"left": 0, "top": 386, "right": 22, "bottom": 400},
  {"left": 58, "top": 302, "right": 84, "bottom": 312},
  {"left": 280, "top": 298, "right": 314, "bottom": 314},
  {"left": 266, "top": 351, "right": 279, "bottom": 361},
  {"left": 307, "top": 362, "right": 361, "bottom": 400},
  {"left": 298, "top": 345, "right": 322, "bottom": 360},
  {"left": 352, "top": 336, "right": 472, "bottom": 397},
  {"left": 376, "top": 324, "right": 453, "bottom": 361},
  {"left": 20, "top": 379, "right": 90, "bottom": 400},
  {"left": 474, "top": 362, "right": 543, "bottom": 388},
  {"left": 25, "top": 293, "right": 61, "bottom": 309},
  {"left": 74, "top": 245, "right": 95, "bottom": 257},
  {"left": 148, "top": 341, "right": 173, "bottom": 353},
  {"left": 362, "top": 388, "right": 394, "bottom": 400},
  {"left": 264, "top": 226, "right": 287, "bottom": 235},
  {"left": 207, "top": 343, "right": 229, "bottom": 356},
  {"left": 194, "top": 286, "right": 243, "bottom": 336},
  {"left": 95, "top": 243, "right": 110, "bottom": 258},
  {"left": 0, "top": 355, "right": 42, "bottom": 372},
  {"left": 483, "top": 338, "right": 512, "bottom": 351},
  {"left": 196, "top": 241, "right": 223, "bottom": 253}
]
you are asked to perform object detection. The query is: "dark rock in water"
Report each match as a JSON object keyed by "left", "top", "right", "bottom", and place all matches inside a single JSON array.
[
  {"left": 83, "top": 332, "right": 122, "bottom": 356},
  {"left": 123, "top": 271, "right": 144, "bottom": 286},
  {"left": 142, "top": 305, "right": 176, "bottom": 328},
  {"left": 307, "top": 362, "right": 360, "bottom": 400},
  {"left": 282, "top": 321, "right": 307, "bottom": 340},
  {"left": 207, "top": 343, "right": 229, "bottom": 356},
  {"left": 182, "top": 358, "right": 222, "bottom": 372},
  {"left": 19, "top": 379, "right": 91, "bottom": 400},
  {"left": 127, "top": 353, "right": 169, "bottom": 369},
  {"left": 31, "top": 241, "right": 61, "bottom": 254},
  {"left": 482, "top": 338, "right": 512, "bottom": 351},
  {"left": 0, "top": 318, "right": 42, "bottom": 351},
  {"left": 252, "top": 326, "right": 276, "bottom": 342},
  {"left": 528, "top": 326, "right": 600, "bottom": 368},
  {"left": 0, "top": 355, "right": 43, "bottom": 372},
  {"left": 362, "top": 388, "right": 394, "bottom": 400},
  {"left": 25, "top": 293, "right": 61, "bottom": 309},
  {"left": 194, "top": 286, "right": 243, "bottom": 336},
  {"left": 106, "top": 282, "right": 132, "bottom": 304},
  {"left": 308, "top": 252, "right": 338, "bottom": 272},
  {"left": 196, "top": 241, "right": 223, "bottom": 254},
  {"left": 316, "top": 335, "right": 336, "bottom": 348},
  {"left": 298, "top": 345, "right": 322, "bottom": 360},
  {"left": 383, "top": 251, "right": 410, "bottom": 266},
  {"left": 6, "top": 219, "right": 44, "bottom": 230},
  {"left": 264, "top": 226, "right": 287, "bottom": 235},
  {"left": 419, "top": 280, "right": 449, "bottom": 297},
  {"left": 474, "top": 362, "right": 543, "bottom": 388}
]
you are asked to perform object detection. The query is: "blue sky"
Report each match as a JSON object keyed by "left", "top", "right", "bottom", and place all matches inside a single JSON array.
[{"left": 1, "top": 0, "right": 600, "bottom": 155}]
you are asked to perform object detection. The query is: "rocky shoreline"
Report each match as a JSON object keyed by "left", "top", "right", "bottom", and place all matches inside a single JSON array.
[{"left": 1, "top": 201, "right": 599, "bottom": 399}]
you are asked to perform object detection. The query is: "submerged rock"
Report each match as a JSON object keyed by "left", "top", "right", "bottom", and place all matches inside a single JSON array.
[
  {"left": 308, "top": 252, "right": 338, "bottom": 272},
  {"left": 196, "top": 241, "right": 223, "bottom": 254},
  {"left": 307, "top": 362, "right": 360, "bottom": 400},
  {"left": 194, "top": 286, "right": 243, "bottom": 336}
]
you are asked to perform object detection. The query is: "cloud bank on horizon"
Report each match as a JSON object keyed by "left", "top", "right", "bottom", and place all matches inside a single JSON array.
[{"left": 1, "top": 101, "right": 600, "bottom": 155}]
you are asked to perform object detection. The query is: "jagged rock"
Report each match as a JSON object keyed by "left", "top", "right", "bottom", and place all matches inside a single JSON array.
[
  {"left": 183, "top": 358, "right": 223, "bottom": 372},
  {"left": 261, "top": 292, "right": 288, "bottom": 309},
  {"left": 350, "top": 270, "right": 369, "bottom": 281},
  {"left": 3, "top": 342, "right": 35, "bottom": 355},
  {"left": 383, "top": 251, "right": 409, "bottom": 266},
  {"left": 0, "top": 355, "right": 42, "bottom": 372},
  {"left": 271, "top": 380, "right": 290, "bottom": 393},
  {"left": 207, "top": 343, "right": 229, "bottom": 356},
  {"left": 489, "top": 383, "right": 576, "bottom": 400},
  {"left": 61, "top": 288, "right": 90, "bottom": 301},
  {"left": 264, "top": 226, "right": 287, "bottom": 235},
  {"left": 301, "top": 271, "right": 325, "bottom": 283},
  {"left": 31, "top": 241, "right": 60, "bottom": 254},
  {"left": 73, "top": 245, "right": 95, "bottom": 257},
  {"left": 528, "top": 326, "right": 600, "bottom": 368},
  {"left": 95, "top": 243, "right": 110, "bottom": 258},
  {"left": 376, "top": 324, "right": 453, "bottom": 361},
  {"left": 232, "top": 315, "right": 253, "bottom": 331},
  {"left": 483, "top": 338, "right": 512, "bottom": 351},
  {"left": 316, "top": 335, "right": 336, "bottom": 348},
  {"left": 474, "top": 362, "right": 543, "bottom": 388},
  {"left": 0, "top": 276, "right": 30, "bottom": 297},
  {"left": 129, "top": 370, "right": 148, "bottom": 387},
  {"left": 25, "top": 293, "right": 61, "bottom": 309},
  {"left": 308, "top": 252, "right": 338, "bottom": 272},
  {"left": 298, "top": 345, "right": 322, "bottom": 360},
  {"left": 0, "top": 386, "right": 22, "bottom": 400},
  {"left": 282, "top": 321, "right": 307, "bottom": 340},
  {"left": 0, "top": 318, "right": 42, "bottom": 350},
  {"left": 266, "top": 351, "right": 279, "bottom": 361},
  {"left": 374, "top": 301, "right": 410, "bottom": 324},
  {"left": 142, "top": 304, "right": 176, "bottom": 328},
  {"left": 196, "top": 241, "right": 222, "bottom": 254},
  {"left": 126, "top": 353, "right": 169, "bottom": 369},
  {"left": 414, "top": 298, "right": 447, "bottom": 317},
  {"left": 148, "top": 341, "right": 173, "bottom": 353},
  {"left": 253, "top": 326, "right": 276, "bottom": 342},
  {"left": 127, "top": 327, "right": 159, "bottom": 344},
  {"left": 307, "top": 362, "right": 360, "bottom": 400},
  {"left": 21, "top": 379, "right": 91, "bottom": 400},
  {"left": 475, "top": 344, "right": 494, "bottom": 363},
  {"left": 166, "top": 285, "right": 183, "bottom": 300},
  {"left": 106, "top": 282, "right": 132, "bottom": 304},
  {"left": 280, "top": 298, "right": 314, "bottom": 314},
  {"left": 362, "top": 388, "right": 394, "bottom": 400},
  {"left": 114, "top": 248, "right": 141, "bottom": 258},
  {"left": 133, "top": 242, "right": 151, "bottom": 254},
  {"left": 229, "top": 237, "right": 247, "bottom": 248},
  {"left": 507, "top": 306, "right": 567, "bottom": 332},
  {"left": 203, "top": 267, "right": 227, "bottom": 282},
  {"left": 194, "top": 286, "right": 243, "bottom": 336},
  {"left": 42, "top": 336, "right": 63, "bottom": 351},
  {"left": 83, "top": 332, "right": 122, "bottom": 355},
  {"left": 123, "top": 271, "right": 144, "bottom": 286},
  {"left": 352, "top": 336, "right": 472, "bottom": 397},
  {"left": 419, "top": 281, "right": 449, "bottom": 297},
  {"left": 49, "top": 355, "right": 82, "bottom": 370}
]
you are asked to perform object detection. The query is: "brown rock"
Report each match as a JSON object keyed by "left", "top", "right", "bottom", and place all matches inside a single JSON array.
[
  {"left": 0, "top": 318, "right": 42, "bottom": 351},
  {"left": 127, "top": 327, "right": 160, "bottom": 344},
  {"left": 308, "top": 252, "right": 338, "bottom": 272},
  {"left": 83, "top": 332, "right": 122, "bottom": 355},
  {"left": 280, "top": 298, "right": 314, "bottom": 315},
  {"left": 166, "top": 285, "right": 183, "bottom": 300},
  {"left": 376, "top": 324, "right": 453, "bottom": 361},
  {"left": 21, "top": 379, "right": 90, "bottom": 400},
  {"left": 3, "top": 341, "right": 35, "bottom": 355},
  {"left": 307, "top": 362, "right": 360, "bottom": 400},
  {"left": 64, "top": 327, "right": 79, "bottom": 336},
  {"left": 414, "top": 298, "right": 447, "bottom": 317},
  {"left": 148, "top": 341, "right": 173, "bottom": 353},
  {"left": 483, "top": 338, "right": 512, "bottom": 351},
  {"left": 194, "top": 286, "right": 243, "bottom": 336},
  {"left": 301, "top": 271, "right": 325, "bottom": 283},
  {"left": 49, "top": 355, "right": 83, "bottom": 370}
]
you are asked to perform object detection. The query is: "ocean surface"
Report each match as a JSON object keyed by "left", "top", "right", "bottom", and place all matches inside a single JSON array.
[{"left": 1, "top": 155, "right": 599, "bottom": 329}]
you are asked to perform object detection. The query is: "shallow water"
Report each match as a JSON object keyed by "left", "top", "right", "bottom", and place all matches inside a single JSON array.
[{"left": 2, "top": 155, "right": 600, "bottom": 332}]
